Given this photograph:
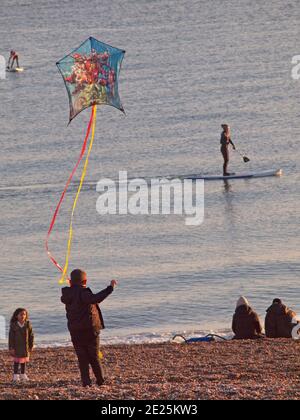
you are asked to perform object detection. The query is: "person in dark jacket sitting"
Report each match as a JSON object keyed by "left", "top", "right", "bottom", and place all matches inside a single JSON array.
[
  {"left": 61, "top": 269, "right": 117, "bottom": 387},
  {"left": 265, "top": 298, "right": 298, "bottom": 339},
  {"left": 232, "top": 297, "right": 263, "bottom": 340}
]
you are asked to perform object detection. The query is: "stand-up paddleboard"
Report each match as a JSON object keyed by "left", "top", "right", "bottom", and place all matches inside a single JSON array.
[
  {"left": 6, "top": 67, "right": 24, "bottom": 73},
  {"left": 186, "top": 169, "right": 283, "bottom": 181}
]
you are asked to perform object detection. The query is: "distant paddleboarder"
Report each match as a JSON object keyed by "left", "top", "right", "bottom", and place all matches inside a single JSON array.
[
  {"left": 7, "top": 50, "right": 20, "bottom": 69},
  {"left": 220, "top": 124, "right": 236, "bottom": 176}
]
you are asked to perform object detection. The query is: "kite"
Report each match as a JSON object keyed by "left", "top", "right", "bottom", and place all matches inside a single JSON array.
[{"left": 46, "top": 37, "right": 125, "bottom": 283}]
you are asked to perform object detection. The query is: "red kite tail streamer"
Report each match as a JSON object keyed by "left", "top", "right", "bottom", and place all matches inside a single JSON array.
[
  {"left": 59, "top": 105, "right": 98, "bottom": 284},
  {"left": 46, "top": 106, "right": 95, "bottom": 276}
]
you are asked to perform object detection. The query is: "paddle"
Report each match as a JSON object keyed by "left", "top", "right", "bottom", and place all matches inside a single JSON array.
[{"left": 234, "top": 148, "right": 250, "bottom": 163}]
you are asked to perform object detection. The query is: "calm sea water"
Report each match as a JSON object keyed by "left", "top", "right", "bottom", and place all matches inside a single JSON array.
[{"left": 0, "top": 0, "right": 299, "bottom": 346}]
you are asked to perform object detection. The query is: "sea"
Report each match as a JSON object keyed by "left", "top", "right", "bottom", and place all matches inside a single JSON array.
[{"left": 0, "top": 0, "right": 299, "bottom": 346}]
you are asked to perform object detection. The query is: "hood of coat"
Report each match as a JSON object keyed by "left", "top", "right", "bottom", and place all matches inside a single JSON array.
[{"left": 266, "top": 303, "right": 289, "bottom": 316}]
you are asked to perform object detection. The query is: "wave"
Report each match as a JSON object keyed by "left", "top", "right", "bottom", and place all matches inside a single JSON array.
[
  {"left": 0, "top": 175, "right": 201, "bottom": 199},
  {"left": 0, "top": 329, "right": 233, "bottom": 349}
]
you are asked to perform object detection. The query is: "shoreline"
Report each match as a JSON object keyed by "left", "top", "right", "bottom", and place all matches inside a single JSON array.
[
  {"left": 0, "top": 329, "right": 233, "bottom": 349},
  {"left": 0, "top": 339, "right": 300, "bottom": 400}
]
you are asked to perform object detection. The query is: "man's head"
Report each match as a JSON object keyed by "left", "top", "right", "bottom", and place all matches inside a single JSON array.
[
  {"left": 70, "top": 269, "right": 87, "bottom": 287},
  {"left": 273, "top": 298, "right": 282, "bottom": 305}
]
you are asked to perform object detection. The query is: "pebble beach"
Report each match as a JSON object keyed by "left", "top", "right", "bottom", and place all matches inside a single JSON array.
[{"left": 0, "top": 339, "right": 299, "bottom": 400}]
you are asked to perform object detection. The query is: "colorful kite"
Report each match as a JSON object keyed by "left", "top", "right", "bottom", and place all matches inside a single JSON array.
[{"left": 46, "top": 37, "right": 125, "bottom": 283}]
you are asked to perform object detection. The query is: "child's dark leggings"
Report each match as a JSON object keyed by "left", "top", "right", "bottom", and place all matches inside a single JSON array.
[{"left": 14, "top": 362, "right": 26, "bottom": 374}]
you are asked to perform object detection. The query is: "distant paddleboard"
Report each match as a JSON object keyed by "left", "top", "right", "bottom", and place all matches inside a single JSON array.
[
  {"left": 186, "top": 169, "right": 283, "bottom": 181},
  {"left": 6, "top": 67, "right": 24, "bottom": 73}
]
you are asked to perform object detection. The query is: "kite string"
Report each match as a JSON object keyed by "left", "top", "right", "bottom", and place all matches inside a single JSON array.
[
  {"left": 45, "top": 106, "right": 95, "bottom": 275},
  {"left": 59, "top": 105, "right": 98, "bottom": 284},
  {"left": 96, "top": 142, "right": 115, "bottom": 279}
]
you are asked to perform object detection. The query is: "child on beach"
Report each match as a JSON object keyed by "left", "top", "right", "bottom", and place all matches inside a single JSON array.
[
  {"left": 61, "top": 269, "right": 117, "bottom": 387},
  {"left": 9, "top": 308, "right": 34, "bottom": 383}
]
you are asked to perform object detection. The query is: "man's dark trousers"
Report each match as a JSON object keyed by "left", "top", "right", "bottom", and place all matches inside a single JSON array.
[{"left": 72, "top": 331, "right": 104, "bottom": 386}]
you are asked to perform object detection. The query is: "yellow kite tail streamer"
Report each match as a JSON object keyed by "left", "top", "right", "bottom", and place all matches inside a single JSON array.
[{"left": 59, "top": 105, "right": 97, "bottom": 284}]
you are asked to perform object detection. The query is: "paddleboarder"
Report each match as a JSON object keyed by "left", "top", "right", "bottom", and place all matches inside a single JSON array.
[
  {"left": 7, "top": 50, "right": 20, "bottom": 70},
  {"left": 220, "top": 124, "right": 236, "bottom": 176}
]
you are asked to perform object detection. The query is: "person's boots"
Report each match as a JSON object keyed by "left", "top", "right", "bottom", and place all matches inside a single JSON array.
[
  {"left": 96, "top": 378, "right": 105, "bottom": 386},
  {"left": 13, "top": 374, "right": 20, "bottom": 383}
]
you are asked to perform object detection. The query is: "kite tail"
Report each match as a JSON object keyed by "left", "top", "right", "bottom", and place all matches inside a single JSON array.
[
  {"left": 59, "top": 105, "right": 98, "bottom": 284},
  {"left": 46, "top": 106, "right": 95, "bottom": 278}
]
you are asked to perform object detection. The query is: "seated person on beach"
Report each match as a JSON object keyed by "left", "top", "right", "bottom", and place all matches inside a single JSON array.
[
  {"left": 265, "top": 298, "right": 299, "bottom": 339},
  {"left": 232, "top": 297, "right": 263, "bottom": 340},
  {"left": 61, "top": 269, "right": 117, "bottom": 387},
  {"left": 7, "top": 50, "right": 20, "bottom": 69}
]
